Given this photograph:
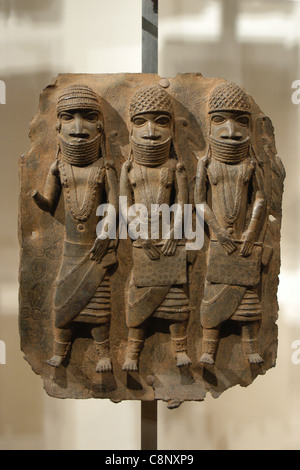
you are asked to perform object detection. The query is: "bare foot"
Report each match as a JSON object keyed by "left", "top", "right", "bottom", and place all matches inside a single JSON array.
[
  {"left": 46, "top": 355, "right": 64, "bottom": 368},
  {"left": 199, "top": 352, "right": 215, "bottom": 365},
  {"left": 122, "top": 358, "right": 139, "bottom": 372},
  {"left": 176, "top": 352, "right": 192, "bottom": 367},
  {"left": 248, "top": 353, "right": 264, "bottom": 364},
  {"left": 96, "top": 357, "right": 112, "bottom": 373}
]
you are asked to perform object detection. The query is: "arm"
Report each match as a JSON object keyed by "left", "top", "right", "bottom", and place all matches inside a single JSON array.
[
  {"left": 119, "top": 160, "right": 133, "bottom": 222},
  {"left": 32, "top": 161, "right": 61, "bottom": 216},
  {"left": 90, "top": 161, "right": 119, "bottom": 263},
  {"left": 194, "top": 158, "right": 236, "bottom": 254},
  {"left": 240, "top": 164, "right": 266, "bottom": 257},
  {"left": 162, "top": 162, "right": 188, "bottom": 256}
]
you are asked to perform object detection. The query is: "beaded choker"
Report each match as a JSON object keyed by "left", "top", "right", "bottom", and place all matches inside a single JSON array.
[
  {"left": 59, "top": 134, "right": 101, "bottom": 166},
  {"left": 209, "top": 136, "right": 250, "bottom": 164}
]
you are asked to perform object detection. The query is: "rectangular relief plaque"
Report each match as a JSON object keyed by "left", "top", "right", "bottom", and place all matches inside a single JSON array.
[{"left": 18, "top": 73, "right": 285, "bottom": 408}]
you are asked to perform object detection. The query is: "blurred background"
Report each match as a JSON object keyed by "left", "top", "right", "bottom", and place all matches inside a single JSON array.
[{"left": 0, "top": 0, "right": 299, "bottom": 450}]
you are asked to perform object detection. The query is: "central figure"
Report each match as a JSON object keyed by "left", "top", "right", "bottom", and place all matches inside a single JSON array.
[{"left": 120, "top": 84, "right": 192, "bottom": 371}]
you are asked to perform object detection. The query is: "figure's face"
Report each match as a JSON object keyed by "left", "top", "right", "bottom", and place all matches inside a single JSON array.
[
  {"left": 131, "top": 112, "right": 172, "bottom": 145},
  {"left": 59, "top": 108, "right": 101, "bottom": 143},
  {"left": 210, "top": 111, "right": 250, "bottom": 142}
]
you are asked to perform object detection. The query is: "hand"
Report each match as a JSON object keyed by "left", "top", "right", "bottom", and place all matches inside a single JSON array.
[
  {"left": 240, "top": 229, "right": 255, "bottom": 257},
  {"left": 31, "top": 189, "right": 52, "bottom": 213},
  {"left": 141, "top": 240, "right": 161, "bottom": 260},
  {"left": 216, "top": 228, "right": 237, "bottom": 255},
  {"left": 90, "top": 237, "right": 110, "bottom": 263},
  {"left": 32, "top": 189, "right": 42, "bottom": 203},
  {"left": 161, "top": 238, "right": 178, "bottom": 256}
]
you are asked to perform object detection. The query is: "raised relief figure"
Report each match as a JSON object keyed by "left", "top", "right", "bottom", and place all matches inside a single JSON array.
[
  {"left": 32, "top": 85, "right": 118, "bottom": 372},
  {"left": 195, "top": 81, "right": 267, "bottom": 365},
  {"left": 120, "top": 85, "right": 191, "bottom": 371}
]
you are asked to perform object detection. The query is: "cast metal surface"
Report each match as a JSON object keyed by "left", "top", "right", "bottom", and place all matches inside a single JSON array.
[{"left": 19, "top": 73, "right": 285, "bottom": 407}]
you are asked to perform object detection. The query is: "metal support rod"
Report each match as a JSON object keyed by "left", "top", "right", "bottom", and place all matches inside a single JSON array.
[
  {"left": 141, "top": 399, "right": 158, "bottom": 450},
  {"left": 141, "top": 0, "right": 159, "bottom": 451},
  {"left": 142, "top": 0, "right": 158, "bottom": 73}
]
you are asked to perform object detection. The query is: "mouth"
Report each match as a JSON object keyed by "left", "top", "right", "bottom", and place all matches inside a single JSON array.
[
  {"left": 223, "top": 138, "right": 241, "bottom": 144},
  {"left": 141, "top": 136, "right": 163, "bottom": 145},
  {"left": 69, "top": 136, "right": 90, "bottom": 144},
  {"left": 219, "top": 136, "right": 248, "bottom": 145},
  {"left": 148, "top": 139, "right": 161, "bottom": 145},
  {"left": 221, "top": 134, "right": 242, "bottom": 140},
  {"left": 210, "top": 135, "right": 250, "bottom": 147},
  {"left": 142, "top": 137, "right": 160, "bottom": 142},
  {"left": 132, "top": 135, "right": 172, "bottom": 148}
]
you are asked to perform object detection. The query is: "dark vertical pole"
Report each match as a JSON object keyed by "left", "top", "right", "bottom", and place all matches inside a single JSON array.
[
  {"left": 142, "top": 0, "right": 158, "bottom": 74},
  {"left": 141, "top": 399, "right": 158, "bottom": 450},
  {"left": 141, "top": 0, "right": 158, "bottom": 451}
]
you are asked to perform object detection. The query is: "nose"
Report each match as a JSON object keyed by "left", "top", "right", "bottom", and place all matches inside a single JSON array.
[
  {"left": 222, "top": 119, "right": 242, "bottom": 140},
  {"left": 74, "top": 115, "right": 84, "bottom": 135},
  {"left": 144, "top": 120, "right": 159, "bottom": 140},
  {"left": 70, "top": 114, "right": 89, "bottom": 137}
]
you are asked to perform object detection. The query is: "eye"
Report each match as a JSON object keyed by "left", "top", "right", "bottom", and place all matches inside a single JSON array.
[
  {"left": 84, "top": 112, "right": 99, "bottom": 122},
  {"left": 155, "top": 115, "right": 171, "bottom": 126},
  {"left": 60, "top": 112, "right": 74, "bottom": 121},
  {"left": 133, "top": 117, "right": 147, "bottom": 126},
  {"left": 211, "top": 114, "right": 226, "bottom": 124},
  {"left": 236, "top": 115, "right": 249, "bottom": 126}
]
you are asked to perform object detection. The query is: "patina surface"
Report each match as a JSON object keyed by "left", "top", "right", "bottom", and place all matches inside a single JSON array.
[{"left": 19, "top": 73, "right": 285, "bottom": 408}]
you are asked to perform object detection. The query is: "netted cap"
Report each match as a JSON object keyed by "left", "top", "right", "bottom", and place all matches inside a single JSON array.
[
  {"left": 208, "top": 81, "right": 251, "bottom": 114},
  {"left": 129, "top": 85, "right": 173, "bottom": 120},
  {"left": 57, "top": 84, "right": 102, "bottom": 116}
]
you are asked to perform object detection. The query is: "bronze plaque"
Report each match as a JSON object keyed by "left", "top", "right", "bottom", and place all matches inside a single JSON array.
[{"left": 18, "top": 73, "right": 285, "bottom": 408}]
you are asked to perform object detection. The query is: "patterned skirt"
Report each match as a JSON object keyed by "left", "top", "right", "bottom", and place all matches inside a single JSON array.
[
  {"left": 153, "top": 285, "right": 190, "bottom": 322},
  {"left": 74, "top": 275, "right": 111, "bottom": 324},
  {"left": 231, "top": 287, "right": 262, "bottom": 322}
]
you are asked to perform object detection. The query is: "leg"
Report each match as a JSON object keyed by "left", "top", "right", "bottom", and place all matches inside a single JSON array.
[
  {"left": 169, "top": 320, "right": 192, "bottom": 367},
  {"left": 199, "top": 326, "right": 220, "bottom": 365},
  {"left": 241, "top": 320, "right": 264, "bottom": 364},
  {"left": 47, "top": 326, "right": 72, "bottom": 368},
  {"left": 91, "top": 319, "right": 112, "bottom": 372},
  {"left": 122, "top": 325, "right": 146, "bottom": 372}
]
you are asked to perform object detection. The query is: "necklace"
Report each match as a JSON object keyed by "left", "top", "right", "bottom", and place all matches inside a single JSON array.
[{"left": 59, "top": 159, "right": 104, "bottom": 221}]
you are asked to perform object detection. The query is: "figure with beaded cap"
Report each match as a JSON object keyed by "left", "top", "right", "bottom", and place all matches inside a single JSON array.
[
  {"left": 32, "top": 84, "right": 118, "bottom": 372},
  {"left": 194, "top": 81, "right": 267, "bottom": 365},
  {"left": 120, "top": 84, "right": 192, "bottom": 371}
]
